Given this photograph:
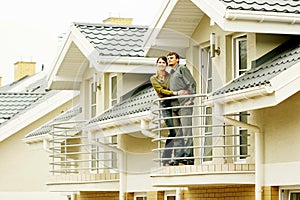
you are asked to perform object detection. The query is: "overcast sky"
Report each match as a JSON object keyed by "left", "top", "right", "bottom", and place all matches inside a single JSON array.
[{"left": 0, "top": 0, "right": 163, "bottom": 85}]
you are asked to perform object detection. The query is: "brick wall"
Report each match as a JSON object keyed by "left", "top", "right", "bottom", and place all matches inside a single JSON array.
[{"left": 183, "top": 185, "right": 255, "bottom": 200}]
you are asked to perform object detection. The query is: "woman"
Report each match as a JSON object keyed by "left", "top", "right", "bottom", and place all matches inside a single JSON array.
[{"left": 150, "top": 56, "right": 188, "bottom": 166}]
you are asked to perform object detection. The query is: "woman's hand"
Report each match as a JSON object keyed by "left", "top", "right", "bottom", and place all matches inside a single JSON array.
[{"left": 177, "top": 90, "right": 189, "bottom": 96}]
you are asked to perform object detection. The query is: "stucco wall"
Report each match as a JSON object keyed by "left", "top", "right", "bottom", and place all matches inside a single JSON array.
[{"left": 253, "top": 92, "right": 300, "bottom": 185}]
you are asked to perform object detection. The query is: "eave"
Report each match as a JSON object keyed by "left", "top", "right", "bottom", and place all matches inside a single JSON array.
[
  {"left": 144, "top": 0, "right": 300, "bottom": 57},
  {"left": 0, "top": 90, "right": 77, "bottom": 142},
  {"left": 144, "top": 0, "right": 205, "bottom": 57},
  {"left": 47, "top": 26, "right": 95, "bottom": 90},
  {"left": 206, "top": 61, "right": 300, "bottom": 114},
  {"left": 85, "top": 111, "right": 156, "bottom": 138}
]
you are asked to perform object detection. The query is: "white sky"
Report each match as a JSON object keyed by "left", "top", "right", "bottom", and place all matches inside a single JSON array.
[{"left": 0, "top": 0, "right": 163, "bottom": 85}]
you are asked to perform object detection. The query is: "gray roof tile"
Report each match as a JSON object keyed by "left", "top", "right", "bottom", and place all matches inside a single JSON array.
[
  {"left": 74, "top": 23, "right": 148, "bottom": 57},
  {"left": 88, "top": 84, "right": 156, "bottom": 124},
  {"left": 221, "top": 0, "right": 300, "bottom": 14},
  {"left": 25, "top": 106, "right": 82, "bottom": 138},
  {"left": 0, "top": 93, "right": 46, "bottom": 125},
  {"left": 213, "top": 38, "right": 300, "bottom": 96}
]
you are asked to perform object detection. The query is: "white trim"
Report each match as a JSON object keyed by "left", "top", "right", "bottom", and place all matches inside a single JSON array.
[{"left": 0, "top": 90, "right": 78, "bottom": 142}]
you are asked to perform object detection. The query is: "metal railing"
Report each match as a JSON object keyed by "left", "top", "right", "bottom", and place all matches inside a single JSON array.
[
  {"left": 49, "top": 121, "right": 117, "bottom": 174},
  {"left": 151, "top": 94, "right": 251, "bottom": 166}
]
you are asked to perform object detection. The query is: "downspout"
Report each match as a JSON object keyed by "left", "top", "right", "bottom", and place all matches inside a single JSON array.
[{"left": 222, "top": 117, "right": 263, "bottom": 200}]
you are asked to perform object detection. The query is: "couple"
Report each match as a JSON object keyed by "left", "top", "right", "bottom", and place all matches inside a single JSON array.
[{"left": 150, "top": 52, "right": 196, "bottom": 166}]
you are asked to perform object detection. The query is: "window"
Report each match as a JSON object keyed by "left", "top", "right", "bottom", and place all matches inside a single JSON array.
[
  {"left": 134, "top": 193, "right": 147, "bottom": 200},
  {"left": 90, "top": 81, "right": 97, "bottom": 118},
  {"left": 233, "top": 36, "right": 249, "bottom": 161},
  {"left": 110, "top": 74, "right": 118, "bottom": 106},
  {"left": 109, "top": 135, "right": 118, "bottom": 169},
  {"left": 290, "top": 192, "right": 300, "bottom": 200},
  {"left": 165, "top": 190, "right": 176, "bottom": 200},
  {"left": 237, "top": 111, "right": 248, "bottom": 159},
  {"left": 201, "top": 47, "right": 213, "bottom": 162},
  {"left": 234, "top": 36, "right": 247, "bottom": 77}
]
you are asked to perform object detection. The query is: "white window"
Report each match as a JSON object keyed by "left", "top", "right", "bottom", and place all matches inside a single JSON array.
[
  {"left": 134, "top": 193, "right": 147, "bottom": 200},
  {"left": 164, "top": 190, "right": 176, "bottom": 200},
  {"left": 89, "top": 81, "right": 97, "bottom": 118},
  {"left": 110, "top": 74, "right": 118, "bottom": 106},
  {"left": 109, "top": 135, "right": 118, "bottom": 170},
  {"left": 233, "top": 35, "right": 249, "bottom": 161},
  {"left": 290, "top": 192, "right": 300, "bottom": 200},
  {"left": 201, "top": 47, "right": 213, "bottom": 162},
  {"left": 234, "top": 36, "right": 247, "bottom": 77}
]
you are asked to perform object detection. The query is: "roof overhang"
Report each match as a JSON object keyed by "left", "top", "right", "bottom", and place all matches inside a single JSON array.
[
  {"left": 47, "top": 25, "right": 96, "bottom": 90},
  {"left": 191, "top": 0, "right": 300, "bottom": 34},
  {"left": 0, "top": 90, "right": 79, "bottom": 142},
  {"left": 48, "top": 25, "right": 158, "bottom": 90},
  {"left": 144, "top": 0, "right": 300, "bottom": 57},
  {"left": 85, "top": 111, "right": 156, "bottom": 138},
  {"left": 206, "top": 61, "right": 300, "bottom": 114},
  {"left": 143, "top": 0, "right": 205, "bottom": 57}
]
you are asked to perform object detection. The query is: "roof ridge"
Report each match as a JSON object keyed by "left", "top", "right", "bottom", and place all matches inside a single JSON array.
[{"left": 73, "top": 22, "right": 148, "bottom": 28}]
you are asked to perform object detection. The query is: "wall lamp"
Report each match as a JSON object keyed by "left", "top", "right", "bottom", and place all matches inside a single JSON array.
[{"left": 210, "top": 33, "right": 221, "bottom": 58}]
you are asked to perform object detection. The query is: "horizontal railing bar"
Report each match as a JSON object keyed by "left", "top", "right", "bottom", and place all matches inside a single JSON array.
[{"left": 152, "top": 134, "right": 251, "bottom": 141}]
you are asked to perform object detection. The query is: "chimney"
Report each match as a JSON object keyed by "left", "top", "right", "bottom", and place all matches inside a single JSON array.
[
  {"left": 14, "top": 61, "right": 36, "bottom": 81},
  {"left": 102, "top": 17, "right": 133, "bottom": 25}
]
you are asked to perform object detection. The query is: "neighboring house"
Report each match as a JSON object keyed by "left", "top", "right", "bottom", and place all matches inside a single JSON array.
[
  {"left": 0, "top": 64, "right": 79, "bottom": 200},
  {"left": 45, "top": 19, "right": 158, "bottom": 200}
]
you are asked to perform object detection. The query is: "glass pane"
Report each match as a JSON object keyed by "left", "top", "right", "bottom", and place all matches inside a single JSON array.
[
  {"left": 111, "top": 76, "right": 117, "bottom": 99},
  {"left": 91, "top": 105, "right": 96, "bottom": 117},
  {"left": 111, "top": 135, "right": 117, "bottom": 144},
  {"left": 290, "top": 193, "right": 300, "bottom": 200},
  {"left": 167, "top": 196, "right": 176, "bottom": 200},
  {"left": 240, "top": 129, "right": 248, "bottom": 158},
  {"left": 238, "top": 40, "right": 247, "bottom": 70},
  {"left": 239, "top": 111, "right": 248, "bottom": 123}
]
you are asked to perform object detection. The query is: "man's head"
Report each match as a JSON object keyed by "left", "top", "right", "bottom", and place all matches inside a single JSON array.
[{"left": 167, "top": 52, "right": 179, "bottom": 68}]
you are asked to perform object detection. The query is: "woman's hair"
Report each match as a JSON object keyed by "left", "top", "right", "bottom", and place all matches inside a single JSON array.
[{"left": 156, "top": 56, "right": 168, "bottom": 64}]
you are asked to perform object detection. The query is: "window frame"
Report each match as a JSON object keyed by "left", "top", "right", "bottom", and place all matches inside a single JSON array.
[
  {"left": 232, "top": 35, "right": 249, "bottom": 162},
  {"left": 109, "top": 73, "right": 118, "bottom": 106},
  {"left": 89, "top": 80, "right": 97, "bottom": 118}
]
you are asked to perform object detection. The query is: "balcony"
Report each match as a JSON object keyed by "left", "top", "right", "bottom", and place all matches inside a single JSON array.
[
  {"left": 150, "top": 94, "right": 256, "bottom": 187},
  {"left": 47, "top": 121, "right": 119, "bottom": 192}
]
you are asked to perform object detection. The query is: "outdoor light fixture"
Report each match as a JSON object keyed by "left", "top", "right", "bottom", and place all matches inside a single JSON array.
[{"left": 210, "top": 33, "right": 220, "bottom": 57}]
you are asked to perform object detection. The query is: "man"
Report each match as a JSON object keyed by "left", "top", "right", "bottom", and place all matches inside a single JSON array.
[{"left": 167, "top": 52, "right": 196, "bottom": 165}]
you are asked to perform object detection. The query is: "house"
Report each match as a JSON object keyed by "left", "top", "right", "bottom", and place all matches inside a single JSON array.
[
  {"left": 42, "top": 1, "right": 300, "bottom": 200},
  {"left": 0, "top": 62, "right": 78, "bottom": 200},
  {"left": 143, "top": 0, "right": 300, "bottom": 200},
  {"left": 45, "top": 18, "right": 159, "bottom": 200}
]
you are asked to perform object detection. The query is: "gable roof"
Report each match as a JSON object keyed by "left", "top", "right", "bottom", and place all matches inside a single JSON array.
[
  {"left": 220, "top": 0, "right": 300, "bottom": 14},
  {"left": 144, "top": 0, "right": 300, "bottom": 56},
  {"left": 207, "top": 37, "right": 300, "bottom": 114},
  {"left": 48, "top": 22, "right": 155, "bottom": 90},
  {"left": 74, "top": 23, "right": 148, "bottom": 57}
]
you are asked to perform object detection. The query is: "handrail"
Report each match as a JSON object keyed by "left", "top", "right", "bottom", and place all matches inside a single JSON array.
[
  {"left": 48, "top": 120, "right": 118, "bottom": 175},
  {"left": 151, "top": 94, "right": 251, "bottom": 166}
]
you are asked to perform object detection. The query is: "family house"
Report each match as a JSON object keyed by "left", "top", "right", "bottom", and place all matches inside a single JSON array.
[
  {"left": 143, "top": 0, "right": 300, "bottom": 200},
  {"left": 45, "top": 18, "right": 160, "bottom": 200},
  {"left": 32, "top": 1, "right": 300, "bottom": 200},
  {"left": 0, "top": 63, "right": 77, "bottom": 200}
]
